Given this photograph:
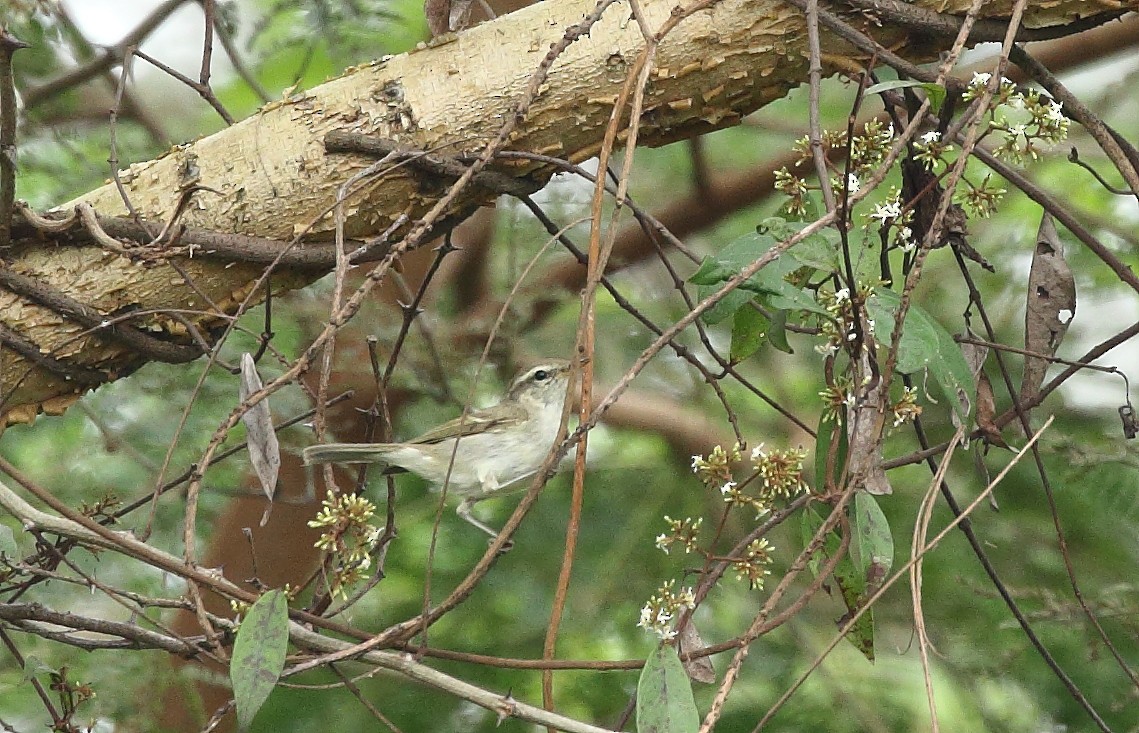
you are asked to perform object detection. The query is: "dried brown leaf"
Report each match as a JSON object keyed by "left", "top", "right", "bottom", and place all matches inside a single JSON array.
[
  {"left": 848, "top": 353, "right": 891, "bottom": 495},
  {"left": 677, "top": 621, "right": 716, "bottom": 684},
  {"left": 952, "top": 340, "right": 988, "bottom": 432},
  {"left": 1021, "top": 212, "right": 1075, "bottom": 406},
  {"left": 240, "top": 353, "right": 280, "bottom": 502}
]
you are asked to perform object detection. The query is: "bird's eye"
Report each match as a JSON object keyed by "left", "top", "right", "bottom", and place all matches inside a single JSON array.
[{"left": 533, "top": 369, "right": 550, "bottom": 381}]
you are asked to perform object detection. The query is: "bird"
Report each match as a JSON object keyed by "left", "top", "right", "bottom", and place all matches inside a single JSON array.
[{"left": 303, "top": 359, "right": 573, "bottom": 537}]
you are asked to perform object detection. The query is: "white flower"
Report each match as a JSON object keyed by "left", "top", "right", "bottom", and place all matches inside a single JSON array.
[
  {"left": 1046, "top": 99, "right": 1065, "bottom": 122},
  {"left": 919, "top": 130, "right": 941, "bottom": 145},
  {"left": 750, "top": 443, "right": 766, "bottom": 461},
  {"left": 970, "top": 71, "right": 992, "bottom": 87},
  {"left": 655, "top": 534, "right": 670, "bottom": 553},
  {"left": 815, "top": 341, "right": 840, "bottom": 358},
  {"left": 847, "top": 173, "right": 861, "bottom": 193},
  {"left": 720, "top": 481, "right": 737, "bottom": 495},
  {"left": 834, "top": 287, "right": 850, "bottom": 302},
  {"left": 690, "top": 455, "right": 701, "bottom": 472},
  {"left": 870, "top": 200, "right": 902, "bottom": 224}
]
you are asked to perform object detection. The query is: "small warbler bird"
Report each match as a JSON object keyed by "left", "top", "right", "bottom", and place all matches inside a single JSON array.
[{"left": 303, "top": 359, "right": 572, "bottom": 537}]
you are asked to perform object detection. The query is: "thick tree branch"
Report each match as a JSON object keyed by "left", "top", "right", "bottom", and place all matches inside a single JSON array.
[{"left": 2, "top": 0, "right": 1130, "bottom": 424}]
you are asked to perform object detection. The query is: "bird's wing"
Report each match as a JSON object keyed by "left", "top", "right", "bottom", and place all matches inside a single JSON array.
[{"left": 409, "top": 403, "right": 528, "bottom": 445}]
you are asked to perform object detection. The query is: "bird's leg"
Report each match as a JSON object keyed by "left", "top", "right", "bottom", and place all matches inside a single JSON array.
[{"left": 455, "top": 497, "right": 499, "bottom": 538}]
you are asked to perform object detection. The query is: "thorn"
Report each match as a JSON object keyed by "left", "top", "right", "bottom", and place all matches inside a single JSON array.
[
  {"left": 495, "top": 690, "right": 517, "bottom": 726},
  {"left": 397, "top": 300, "right": 424, "bottom": 318}
]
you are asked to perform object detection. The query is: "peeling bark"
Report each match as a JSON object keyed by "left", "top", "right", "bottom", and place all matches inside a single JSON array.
[{"left": 2, "top": 0, "right": 1129, "bottom": 423}]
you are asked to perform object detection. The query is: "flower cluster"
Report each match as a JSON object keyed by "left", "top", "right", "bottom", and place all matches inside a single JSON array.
[
  {"left": 732, "top": 538, "right": 775, "bottom": 589},
  {"left": 819, "top": 375, "right": 857, "bottom": 422},
  {"left": 773, "top": 71, "right": 1068, "bottom": 245},
  {"left": 957, "top": 173, "right": 1008, "bottom": 218},
  {"left": 990, "top": 86, "right": 1069, "bottom": 164},
  {"left": 775, "top": 120, "right": 895, "bottom": 217},
  {"left": 80, "top": 493, "right": 121, "bottom": 523},
  {"left": 655, "top": 516, "right": 703, "bottom": 555},
  {"left": 913, "top": 130, "right": 953, "bottom": 172},
  {"left": 814, "top": 282, "right": 879, "bottom": 359},
  {"left": 640, "top": 444, "right": 809, "bottom": 636},
  {"left": 751, "top": 444, "right": 808, "bottom": 498},
  {"left": 230, "top": 584, "right": 298, "bottom": 617},
  {"left": 890, "top": 386, "right": 923, "bottom": 428},
  {"left": 913, "top": 73, "right": 1069, "bottom": 215},
  {"left": 690, "top": 443, "right": 740, "bottom": 492},
  {"left": 637, "top": 580, "right": 696, "bottom": 641},
  {"left": 867, "top": 191, "right": 917, "bottom": 253},
  {"left": 308, "top": 490, "right": 382, "bottom": 596}
]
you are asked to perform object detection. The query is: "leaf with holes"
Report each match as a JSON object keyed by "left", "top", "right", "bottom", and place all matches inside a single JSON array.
[{"left": 1021, "top": 213, "right": 1075, "bottom": 405}]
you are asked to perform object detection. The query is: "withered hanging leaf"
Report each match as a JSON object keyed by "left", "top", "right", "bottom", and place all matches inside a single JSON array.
[
  {"left": 976, "top": 369, "right": 1009, "bottom": 448},
  {"left": 240, "top": 353, "right": 280, "bottom": 503},
  {"left": 952, "top": 340, "right": 988, "bottom": 432},
  {"left": 677, "top": 621, "right": 716, "bottom": 684},
  {"left": 847, "top": 353, "right": 891, "bottom": 495},
  {"left": 1021, "top": 213, "right": 1075, "bottom": 406}
]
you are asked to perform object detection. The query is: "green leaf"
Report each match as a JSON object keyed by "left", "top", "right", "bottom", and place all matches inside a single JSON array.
[
  {"left": 232, "top": 589, "right": 289, "bottom": 731},
  {"left": 700, "top": 288, "right": 752, "bottom": 325},
  {"left": 854, "top": 493, "right": 893, "bottom": 594},
  {"left": 801, "top": 505, "right": 875, "bottom": 661},
  {"left": 637, "top": 644, "right": 700, "bottom": 733},
  {"left": 866, "top": 288, "right": 975, "bottom": 422},
  {"left": 688, "top": 256, "right": 735, "bottom": 287},
  {"left": 20, "top": 656, "right": 55, "bottom": 683},
  {"left": 767, "top": 308, "right": 794, "bottom": 354},
  {"left": 730, "top": 304, "right": 767, "bottom": 362},
  {"left": 0, "top": 524, "right": 17, "bottom": 558},
  {"left": 864, "top": 79, "right": 946, "bottom": 111},
  {"left": 689, "top": 233, "right": 784, "bottom": 296}
]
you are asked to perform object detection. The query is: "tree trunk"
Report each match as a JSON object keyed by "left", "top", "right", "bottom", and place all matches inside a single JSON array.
[{"left": 3, "top": 0, "right": 1126, "bottom": 423}]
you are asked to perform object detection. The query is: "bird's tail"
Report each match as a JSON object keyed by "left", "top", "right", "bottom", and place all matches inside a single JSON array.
[{"left": 303, "top": 443, "right": 396, "bottom": 466}]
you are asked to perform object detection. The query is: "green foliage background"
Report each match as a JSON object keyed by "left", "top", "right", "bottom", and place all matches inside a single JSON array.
[{"left": 2, "top": 1, "right": 1139, "bottom": 731}]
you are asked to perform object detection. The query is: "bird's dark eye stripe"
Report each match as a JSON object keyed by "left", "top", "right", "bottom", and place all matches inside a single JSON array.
[{"left": 533, "top": 369, "right": 549, "bottom": 381}]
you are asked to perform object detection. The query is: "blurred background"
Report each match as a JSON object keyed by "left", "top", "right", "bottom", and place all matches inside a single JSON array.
[{"left": 2, "top": 0, "right": 1139, "bottom": 731}]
